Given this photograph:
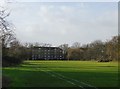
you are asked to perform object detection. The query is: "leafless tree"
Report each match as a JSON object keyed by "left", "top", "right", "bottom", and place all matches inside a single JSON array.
[
  {"left": 59, "top": 44, "right": 69, "bottom": 53},
  {"left": 59, "top": 44, "right": 69, "bottom": 59},
  {"left": 39, "top": 43, "right": 52, "bottom": 47},
  {"left": 71, "top": 42, "right": 81, "bottom": 48},
  {"left": 0, "top": 8, "right": 16, "bottom": 49}
]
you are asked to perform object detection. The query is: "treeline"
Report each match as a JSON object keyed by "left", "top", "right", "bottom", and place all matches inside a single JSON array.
[
  {"left": 20, "top": 36, "right": 119, "bottom": 62},
  {"left": 59, "top": 36, "right": 119, "bottom": 61}
]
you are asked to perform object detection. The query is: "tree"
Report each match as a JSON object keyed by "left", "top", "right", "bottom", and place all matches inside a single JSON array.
[
  {"left": 0, "top": 9, "right": 16, "bottom": 49},
  {"left": 0, "top": 8, "right": 25, "bottom": 66},
  {"left": 0, "top": 9, "right": 16, "bottom": 59},
  {"left": 22, "top": 42, "right": 34, "bottom": 60},
  {"left": 105, "top": 36, "right": 118, "bottom": 61},
  {"left": 87, "top": 40, "right": 105, "bottom": 60},
  {"left": 59, "top": 44, "right": 69, "bottom": 59},
  {"left": 33, "top": 42, "right": 52, "bottom": 47},
  {"left": 67, "top": 48, "right": 83, "bottom": 60},
  {"left": 71, "top": 42, "right": 81, "bottom": 48},
  {"left": 39, "top": 43, "right": 52, "bottom": 47}
]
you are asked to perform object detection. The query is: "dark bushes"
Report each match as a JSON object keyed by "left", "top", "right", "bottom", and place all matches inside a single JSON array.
[
  {"left": 2, "top": 56, "right": 23, "bottom": 67},
  {"left": 98, "top": 59, "right": 112, "bottom": 62}
]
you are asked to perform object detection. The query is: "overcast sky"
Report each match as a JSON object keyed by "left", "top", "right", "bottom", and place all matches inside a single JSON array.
[{"left": 7, "top": 2, "right": 118, "bottom": 46}]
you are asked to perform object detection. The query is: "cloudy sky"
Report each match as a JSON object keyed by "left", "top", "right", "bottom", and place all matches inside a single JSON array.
[{"left": 7, "top": 1, "right": 118, "bottom": 46}]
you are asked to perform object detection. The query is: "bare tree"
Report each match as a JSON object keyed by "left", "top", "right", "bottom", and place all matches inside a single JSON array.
[
  {"left": 59, "top": 44, "right": 69, "bottom": 59},
  {"left": 67, "top": 47, "right": 85, "bottom": 60},
  {"left": 0, "top": 9, "right": 16, "bottom": 49},
  {"left": 59, "top": 44, "right": 68, "bottom": 53},
  {"left": 106, "top": 36, "right": 118, "bottom": 61},
  {"left": 23, "top": 42, "right": 34, "bottom": 48},
  {"left": 0, "top": 8, "right": 25, "bottom": 66},
  {"left": 34, "top": 42, "right": 40, "bottom": 47},
  {"left": 37, "top": 43, "right": 52, "bottom": 47},
  {"left": 71, "top": 42, "right": 81, "bottom": 48}
]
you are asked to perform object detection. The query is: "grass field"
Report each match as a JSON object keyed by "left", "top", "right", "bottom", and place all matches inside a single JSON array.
[{"left": 3, "top": 61, "right": 118, "bottom": 88}]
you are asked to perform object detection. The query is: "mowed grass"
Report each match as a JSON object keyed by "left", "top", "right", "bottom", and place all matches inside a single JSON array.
[{"left": 3, "top": 60, "right": 118, "bottom": 88}]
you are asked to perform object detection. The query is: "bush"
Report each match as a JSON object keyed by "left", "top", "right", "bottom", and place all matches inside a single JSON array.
[
  {"left": 2, "top": 55, "right": 23, "bottom": 67},
  {"left": 98, "top": 59, "right": 112, "bottom": 62}
]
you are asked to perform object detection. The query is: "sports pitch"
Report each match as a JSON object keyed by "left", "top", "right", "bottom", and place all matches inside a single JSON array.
[{"left": 3, "top": 61, "right": 118, "bottom": 88}]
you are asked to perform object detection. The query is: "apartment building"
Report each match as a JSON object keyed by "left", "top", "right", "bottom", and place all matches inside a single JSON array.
[{"left": 31, "top": 47, "right": 64, "bottom": 60}]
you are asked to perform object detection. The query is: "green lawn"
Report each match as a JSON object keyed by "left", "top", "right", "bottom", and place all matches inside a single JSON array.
[{"left": 3, "top": 60, "right": 118, "bottom": 88}]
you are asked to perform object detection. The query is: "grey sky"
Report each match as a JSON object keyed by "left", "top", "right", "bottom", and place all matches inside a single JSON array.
[{"left": 7, "top": 2, "right": 118, "bottom": 46}]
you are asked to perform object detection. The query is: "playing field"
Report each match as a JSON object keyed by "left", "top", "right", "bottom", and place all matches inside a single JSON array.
[{"left": 3, "top": 61, "right": 118, "bottom": 88}]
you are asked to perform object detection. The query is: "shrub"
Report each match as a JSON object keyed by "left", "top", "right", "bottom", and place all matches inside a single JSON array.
[{"left": 2, "top": 55, "right": 23, "bottom": 67}]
